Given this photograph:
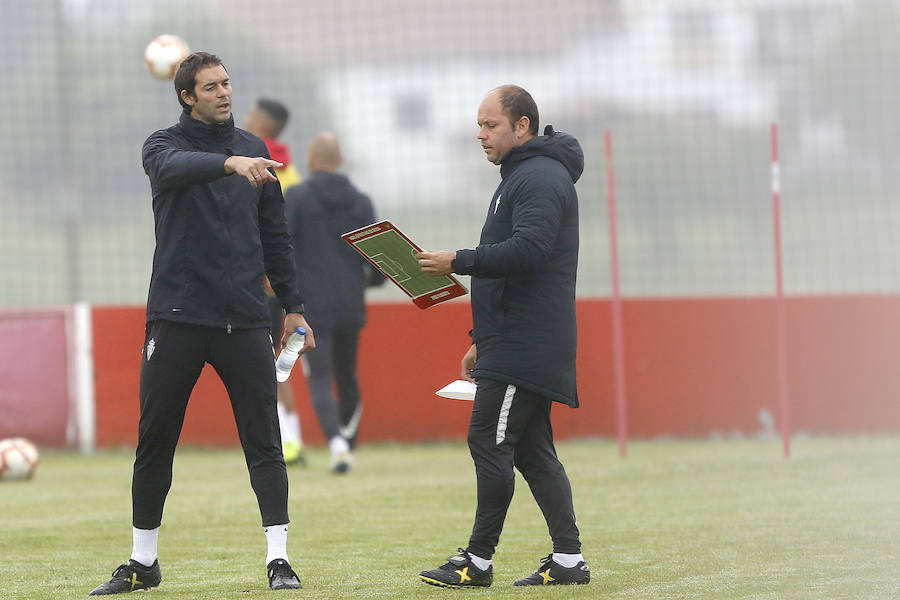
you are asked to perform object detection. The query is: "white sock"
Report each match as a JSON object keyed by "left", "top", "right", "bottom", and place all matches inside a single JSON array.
[
  {"left": 552, "top": 552, "right": 584, "bottom": 568},
  {"left": 469, "top": 553, "right": 492, "bottom": 571},
  {"left": 287, "top": 413, "right": 302, "bottom": 445},
  {"left": 130, "top": 527, "right": 159, "bottom": 567},
  {"left": 276, "top": 403, "right": 291, "bottom": 442},
  {"left": 328, "top": 435, "right": 349, "bottom": 455},
  {"left": 264, "top": 523, "right": 289, "bottom": 565}
]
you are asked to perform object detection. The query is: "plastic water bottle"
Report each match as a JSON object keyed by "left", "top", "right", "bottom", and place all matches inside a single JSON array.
[{"left": 274, "top": 327, "right": 306, "bottom": 382}]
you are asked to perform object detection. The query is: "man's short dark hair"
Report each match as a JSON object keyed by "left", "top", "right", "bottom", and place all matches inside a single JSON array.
[
  {"left": 255, "top": 98, "right": 290, "bottom": 137},
  {"left": 496, "top": 84, "right": 539, "bottom": 136},
  {"left": 174, "top": 52, "right": 225, "bottom": 111}
]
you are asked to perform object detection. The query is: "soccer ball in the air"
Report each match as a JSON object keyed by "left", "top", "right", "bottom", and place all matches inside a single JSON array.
[
  {"left": 0, "top": 437, "right": 40, "bottom": 481},
  {"left": 144, "top": 34, "right": 190, "bottom": 80}
]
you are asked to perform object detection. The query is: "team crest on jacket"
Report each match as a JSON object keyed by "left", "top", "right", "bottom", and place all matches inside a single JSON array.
[{"left": 146, "top": 338, "right": 156, "bottom": 361}]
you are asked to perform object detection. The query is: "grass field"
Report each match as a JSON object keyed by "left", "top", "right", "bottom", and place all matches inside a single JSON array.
[{"left": 1, "top": 437, "right": 898, "bottom": 599}]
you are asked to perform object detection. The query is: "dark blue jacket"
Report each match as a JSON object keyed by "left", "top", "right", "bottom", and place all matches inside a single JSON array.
[
  {"left": 141, "top": 111, "right": 302, "bottom": 330},
  {"left": 285, "top": 171, "right": 384, "bottom": 331},
  {"left": 453, "top": 126, "right": 583, "bottom": 406}
]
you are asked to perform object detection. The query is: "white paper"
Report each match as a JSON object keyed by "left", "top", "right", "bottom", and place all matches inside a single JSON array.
[{"left": 436, "top": 379, "right": 477, "bottom": 401}]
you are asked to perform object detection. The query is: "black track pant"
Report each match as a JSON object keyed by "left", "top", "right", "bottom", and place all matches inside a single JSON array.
[
  {"left": 302, "top": 325, "right": 362, "bottom": 444},
  {"left": 132, "top": 320, "right": 288, "bottom": 529},
  {"left": 466, "top": 378, "right": 581, "bottom": 559}
]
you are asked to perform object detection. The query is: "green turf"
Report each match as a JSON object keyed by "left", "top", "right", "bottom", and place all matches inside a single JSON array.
[
  {"left": 1, "top": 437, "right": 898, "bottom": 599},
  {"left": 353, "top": 229, "right": 453, "bottom": 297}
]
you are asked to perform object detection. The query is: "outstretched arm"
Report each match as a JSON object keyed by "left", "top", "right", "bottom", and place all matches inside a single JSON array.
[
  {"left": 224, "top": 155, "right": 281, "bottom": 188},
  {"left": 142, "top": 129, "right": 282, "bottom": 190}
]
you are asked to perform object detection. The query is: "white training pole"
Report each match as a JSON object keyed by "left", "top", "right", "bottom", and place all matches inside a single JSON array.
[
  {"left": 771, "top": 123, "right": 791, "bottom": 459},
  {"left": 73, "top": 302, "right": 96, "bottom": 453}
]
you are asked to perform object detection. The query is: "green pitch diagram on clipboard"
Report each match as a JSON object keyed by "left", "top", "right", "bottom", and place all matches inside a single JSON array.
[{"left": 342, "top": 220, "right": 468, "bottom": 309}]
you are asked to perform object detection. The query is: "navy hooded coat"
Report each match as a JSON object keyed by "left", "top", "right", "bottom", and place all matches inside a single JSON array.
[
  {"left": 141, "top": 111, "right": 302, "bottom": 330},
  {"left": 453, "top": 126, "right": 583, "bottom": 407}
]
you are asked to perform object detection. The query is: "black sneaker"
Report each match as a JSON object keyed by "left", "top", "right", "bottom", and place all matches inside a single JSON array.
[
  {"left": 89, "top": 559, "right": 162, "bottom": 595},
  {"left": 419, "top": 548, "right": 493, "bottom": 588},
  {"left": 267, "top": 559, "right": 301, "bottom": 590},
  {"left": 513, "top": 554, "right": 590, "bottom": 586}
]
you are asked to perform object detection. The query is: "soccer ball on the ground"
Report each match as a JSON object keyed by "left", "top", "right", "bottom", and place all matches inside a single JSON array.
[
  {"left": 144, "top": 34, "right": 190, "bottom": 80},
  {"left": 0, "top": 437, "right": 40, "bottom": 481}
]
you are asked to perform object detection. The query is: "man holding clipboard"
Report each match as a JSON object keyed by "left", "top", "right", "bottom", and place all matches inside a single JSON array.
[{"left": 414, "top": 85, "right": 590, "bottom": 588}]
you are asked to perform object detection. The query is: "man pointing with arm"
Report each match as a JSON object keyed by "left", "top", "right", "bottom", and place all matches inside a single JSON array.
[{"left": 90, "top": 52, "right": 313, "bottom": 595}]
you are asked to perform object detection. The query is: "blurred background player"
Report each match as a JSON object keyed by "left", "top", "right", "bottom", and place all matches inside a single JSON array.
[
  {"left": 244, "top": 98, "right": 305, "bottom": 466},
  {"left": 244, "top": 98, "right": 302, "bottom": 189},
  {"left": 285, "top": 132, "right": 385, "bottom": 473}
]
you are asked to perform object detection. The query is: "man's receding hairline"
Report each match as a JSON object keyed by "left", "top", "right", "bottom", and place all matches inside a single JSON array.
[
  {"left": 487, "top": 84, "right": 538, "bottom": 135},
  {"left": 492, "top": 84, "right": 530, "bottom": 107}
]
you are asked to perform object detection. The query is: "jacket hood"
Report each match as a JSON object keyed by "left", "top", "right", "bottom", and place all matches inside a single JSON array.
[
  {"left": 306, "top": 171, "right": 356, "bottom": 209},
  {"left": 501, "top": 125, "right": 584, "bottom": 183}
]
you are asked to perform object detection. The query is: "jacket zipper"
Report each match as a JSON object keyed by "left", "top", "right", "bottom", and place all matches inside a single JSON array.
[
  {"left": 223, "top": 148, "right": 235, "bottom": 334},
  {"left": 222, "top": 187, "right": 235, "bottom": 334}
]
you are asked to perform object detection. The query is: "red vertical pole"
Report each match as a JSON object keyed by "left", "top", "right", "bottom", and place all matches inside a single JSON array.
[
  {"left": 771, "top": 123, "right": 792, "bottom": 459},
  {"left": 605, "top": 131, "right": 628, "bottom": 458}
]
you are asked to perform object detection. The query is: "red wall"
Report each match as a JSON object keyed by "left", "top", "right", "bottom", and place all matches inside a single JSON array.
[
  {"left": 91, "top": 296, "right": 900, "bottom": 447},
  {"left": 0, "top": 309, "right": 71, "bottom": 445}
]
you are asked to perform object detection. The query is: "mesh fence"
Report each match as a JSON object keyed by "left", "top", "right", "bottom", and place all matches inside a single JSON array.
[{"left": 1, "top": 0, "right": 898, "bottom": 306}]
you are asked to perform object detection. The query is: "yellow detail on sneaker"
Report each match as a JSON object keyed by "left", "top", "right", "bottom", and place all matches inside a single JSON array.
[
  {"left": 419, "top": 576, "right": 460, "bottom": 588},
  {"left": 456, "top": 567, "right": 471, "bottom": 583},
  {"left": 540, "top": 568, "right": 555, "bottom": 585},
  {"left": 283, "top": 441, "right": 301, "bottom": 463},
  {"left": 129, "top": 572, "right": 144, "bottom": 590}
]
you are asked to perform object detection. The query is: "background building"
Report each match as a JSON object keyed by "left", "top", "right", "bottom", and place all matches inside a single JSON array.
[{"left": 1, "top": 0, "right": 896, "bottom": 305}]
